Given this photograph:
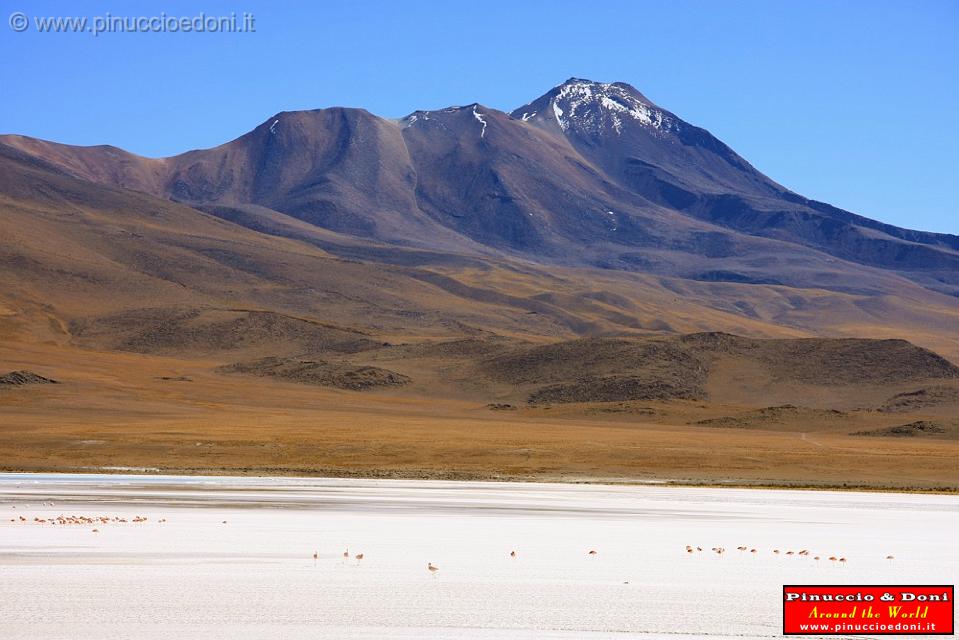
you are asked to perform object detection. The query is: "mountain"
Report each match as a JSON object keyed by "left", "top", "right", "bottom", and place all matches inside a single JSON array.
[
  {"left": 513, "top": 79, "right": 959, "bottom": 285},
  {"left": 2, "top": 76, "right": 958, "bottom": 356},
  {"left": 3, "top": 78, "right": 957, "bottom": 300}
]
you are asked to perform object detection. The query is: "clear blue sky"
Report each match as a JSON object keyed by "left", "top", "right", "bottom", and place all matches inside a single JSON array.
[{"left": 2, "top": 0, "right": 957, "bottom": 234}]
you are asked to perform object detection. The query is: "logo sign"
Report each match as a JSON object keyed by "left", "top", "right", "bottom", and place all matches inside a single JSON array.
[{"left": 783, "top": 585, "right": 954, "bottom": 635}]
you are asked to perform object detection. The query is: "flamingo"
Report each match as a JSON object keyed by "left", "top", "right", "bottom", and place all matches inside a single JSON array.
[
  {"left": 427, "top": 562, "right": 439, "bottom": 576},
  {"left": 355, "top": 553, "right": 364, "bottom": 563},
  {"left": 343, "top": 548, "right": 350, "bottom": 560},
  {"left": 313, "top": 551, "right": 318, "bottom": 563},
  {"left": 886, "top": 555, "right": 895, "bottom": 560},
  {"left": 510, "top": 551, "right": 516, "bottom": 558},
  {"left": 587, "top": 550, "right": 597, "bottom": 556},
  {"left": 750, "top": 549, "right": 757, "bottom": 554}
]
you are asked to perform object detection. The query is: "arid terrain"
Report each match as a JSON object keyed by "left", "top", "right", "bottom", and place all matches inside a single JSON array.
[
  {"left": 3, "top": 329, "right": 958, "bottom": 490},
  {"left": 2, "top": 78, "right": 958, "bottom": 490}
]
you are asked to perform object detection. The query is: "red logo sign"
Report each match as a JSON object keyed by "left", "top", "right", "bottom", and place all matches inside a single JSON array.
[{"left": 783, "top": 585, "right": 954, "bottom": 635}]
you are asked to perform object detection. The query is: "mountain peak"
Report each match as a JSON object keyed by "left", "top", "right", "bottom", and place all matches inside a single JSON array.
[
  {"left": 561, "top": 76, "right": 598, "bottom": 86},
  {"left": 559, "top": 77, "right": 638, "bottom": 93},
  {"left": 512, "top": 78, "right": 676, "bottom": 136}
]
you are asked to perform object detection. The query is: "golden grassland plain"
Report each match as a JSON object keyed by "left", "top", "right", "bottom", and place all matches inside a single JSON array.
[{"left": 2, "top": 341, "right": 958, "bottom": 492}]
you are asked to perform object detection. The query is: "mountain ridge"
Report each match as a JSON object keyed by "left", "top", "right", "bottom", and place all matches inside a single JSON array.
[{"left": 2, "top": 78, "right": 957, "bottom": 300}]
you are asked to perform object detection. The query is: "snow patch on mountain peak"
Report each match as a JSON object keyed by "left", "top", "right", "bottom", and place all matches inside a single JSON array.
[
  {"left": 551, "top": 79, "right": 677, "bottom": 136},
  {"left": 472, "top": 106, "right": 488, "bottom": 138},
  {"left": 552, "top": 102, "right": 565, "bottom": 128},
  {"left": 403, "top": 111, "right": 432, "bottom": 129}
]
